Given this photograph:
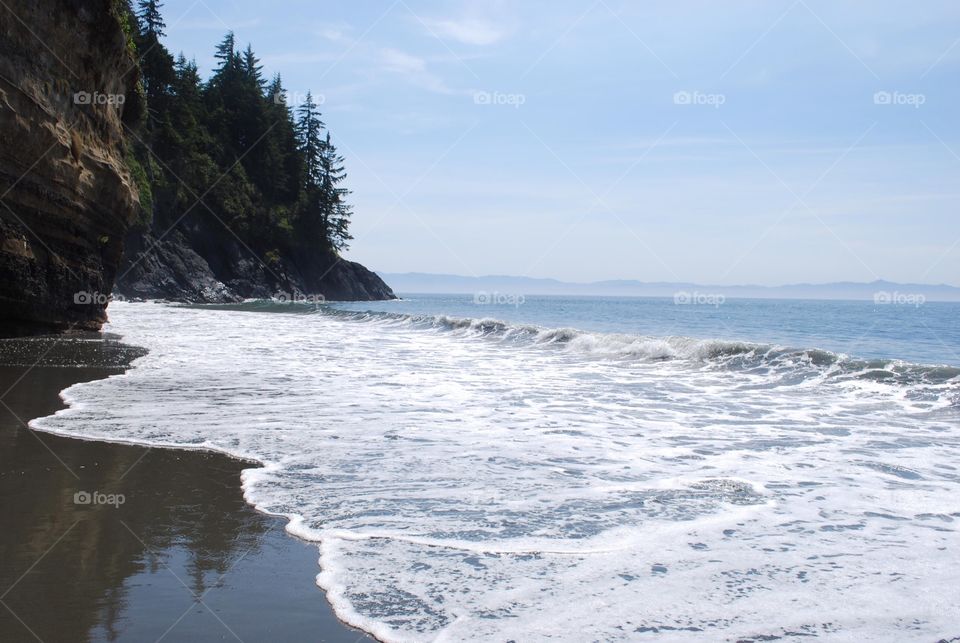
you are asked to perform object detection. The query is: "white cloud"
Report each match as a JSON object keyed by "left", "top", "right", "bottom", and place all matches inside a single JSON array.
[
  {"left": 313, "top": 22, "right": 353, "bottom": 44},
  {"left": 322, "top": 28, "right": 347, "bottom": 42},
  {"left": 424, "top": 18, "right": 505, "bottom": 45},
  {"left": 378, "top": 48, "right": 465, "bottom": 95},
  {"left": 381, "top": 48, "right": 427, "bottom": 74}
]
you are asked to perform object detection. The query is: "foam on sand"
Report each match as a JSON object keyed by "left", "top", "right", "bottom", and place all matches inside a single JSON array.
[{"left": 32, "top": 302, "right": 960, "bottom": 641}]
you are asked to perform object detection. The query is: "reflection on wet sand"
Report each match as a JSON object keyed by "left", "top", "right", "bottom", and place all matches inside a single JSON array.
[{"left": 0, "top": 334, "right": 370, "bottom": 642}]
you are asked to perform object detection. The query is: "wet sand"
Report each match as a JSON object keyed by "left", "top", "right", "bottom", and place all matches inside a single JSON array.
[{"left": 0, "top": 333, "right": 371, "bottom": 642}]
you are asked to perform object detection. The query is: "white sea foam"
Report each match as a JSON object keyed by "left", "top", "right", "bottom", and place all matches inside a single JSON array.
[{"left": 32, "top": 302, "right": 960, "bottom": 641}]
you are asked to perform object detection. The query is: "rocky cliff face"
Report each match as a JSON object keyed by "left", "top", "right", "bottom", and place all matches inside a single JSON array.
[
  {"left": 0, "top": 0, "right": 142, "bottom": 332},
  {"left": 116, "top": 226, "right": 396, "bottom": 302}
]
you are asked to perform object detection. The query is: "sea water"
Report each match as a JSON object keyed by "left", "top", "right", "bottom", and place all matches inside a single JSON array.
[{"left": 33, "top": 296, "right": 960, "bottom": 641}]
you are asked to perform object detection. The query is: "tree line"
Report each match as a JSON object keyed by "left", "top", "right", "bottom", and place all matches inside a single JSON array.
[{"left": 122, "top": 0, "right": 353, "bottom": 258}]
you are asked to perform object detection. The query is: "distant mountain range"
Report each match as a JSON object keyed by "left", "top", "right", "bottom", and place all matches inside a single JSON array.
[{"left": 378, "top": 273, "right": 960, "bottom": 302}]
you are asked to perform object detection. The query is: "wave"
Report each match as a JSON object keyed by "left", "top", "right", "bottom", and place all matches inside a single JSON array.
[
  {"left": 189, "top": 300, "right": 960, "bottom": 400},
  {"left": 342, "top": 306, "right": 959, "bottom": 388}
]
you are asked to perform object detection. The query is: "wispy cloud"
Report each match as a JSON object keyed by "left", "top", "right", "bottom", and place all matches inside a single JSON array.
[
  {"left": 424, "top": 17, "right": 506, "bottom": 45},
  {"left": 313, "top": 22, "right": 354, "bottom": 44},
  {"left": 381, "top": 48, "right": 427, "bottom": 74},
  {"left": 379, "top": 48, "right": 466, "bottom": 95}
]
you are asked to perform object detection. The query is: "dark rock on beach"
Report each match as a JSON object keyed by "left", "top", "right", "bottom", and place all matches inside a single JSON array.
[{"left": 115, "top": 225, "right": 396, "bottom": 302}]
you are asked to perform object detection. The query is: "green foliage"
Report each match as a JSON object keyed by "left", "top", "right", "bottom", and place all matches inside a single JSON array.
[
  {"left": 126, "top": 6, "right": 353, "bottom": 260},
  {"left": 110, "top": 1, "right": 146, "bottom": 126},
  {"left": 113, "top": 1, "right": 138, "bottom": 57},
  {"left": 125, "top": 145, "right": 154, "bottom": 227}
]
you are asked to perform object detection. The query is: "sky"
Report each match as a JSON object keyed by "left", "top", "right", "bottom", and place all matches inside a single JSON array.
[{"left": 153, "top": 0, "right": 960, "bottom": 286}]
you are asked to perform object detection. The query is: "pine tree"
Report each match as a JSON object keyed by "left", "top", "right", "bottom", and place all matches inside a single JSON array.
[
  {"left": 213, "top": 32, "right": 236, "bottom": 73},
  {"left": 207, "top": 32, "right": 247, "bottom": 162},
  {"left": 174, "top": 55, "right": 203, "bottom": 105},
  {"left": 264, "top": 74, "right": 305, "bottom": 203},
  {"left": 137, "top": 0, "right": 166, "bottom": 37},
  {"left": 319, "top": 133, "right": 347, "bottom": 195},
  {"left": 165, "top": 54, "right": 207, "bottom": 155},
  {"left": 266, "top": 74, "right": 284, "bottom": 106},
  {"left": 134, "top": 0, "right": 176, "bottom": 120},
  {"left": 329, "top": 200, "right": 354, "bottom": 251},
  {"left": 318, "top": 132, "right": 352, "bottom": 249},
  {"left": 296, "top": 92, "right": 325, "bottom": 185},
  {"left": 295, "top": 96, "right": 354, "bottom": 248},
  {"left": 242, "top": 44, "right": 264, "bottom": 90}
]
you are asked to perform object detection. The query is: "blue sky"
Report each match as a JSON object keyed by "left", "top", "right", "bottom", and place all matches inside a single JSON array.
[{"left": 155, "top": 0, "right": 959, "bottom": 285}]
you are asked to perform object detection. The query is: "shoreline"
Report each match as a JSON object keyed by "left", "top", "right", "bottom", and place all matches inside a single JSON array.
[{"left": 0, "top": 331, "right": 373, "bottom": 642}]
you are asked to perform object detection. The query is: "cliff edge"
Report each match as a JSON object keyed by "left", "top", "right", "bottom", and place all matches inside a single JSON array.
[{"left": 0, "top": 0, "right": 142, "bottom": 331}]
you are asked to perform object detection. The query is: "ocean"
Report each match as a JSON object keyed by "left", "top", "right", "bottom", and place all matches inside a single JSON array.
[{"left": 33, "top": 295, "right": 960, "bottom": 641}]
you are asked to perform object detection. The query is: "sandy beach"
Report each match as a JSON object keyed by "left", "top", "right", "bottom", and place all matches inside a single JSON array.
[{"left": 0, "top": 332, "right": 371, "bottom": 642}]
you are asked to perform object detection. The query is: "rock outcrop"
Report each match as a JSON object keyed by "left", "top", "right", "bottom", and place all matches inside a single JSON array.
[
  {"left": 0, "top": 0, "right": 142, "bottom": 331},
  {"left": 116, "top": 226, "right": 396, "bottom": 302}
]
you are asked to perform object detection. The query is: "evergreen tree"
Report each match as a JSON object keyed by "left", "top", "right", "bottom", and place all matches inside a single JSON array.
[
  {"left": 164, "top": 55, "right": 208, "bottom": 159},
  {"left": 173, "top": 55, "right": 203, "bottom": 107},
  {"left": 242, "top": 44, "right": 264, "bottom": 90},
  {"left": 264, "top": 74, "right": 305, "bottom": 204},
  {"left": 329, "top": 200, "right": 354, "bottom": 251},
  {"left": 295, "top": 93, "right": 329, "bottom": 242},
  {"left": 296, "top": 91, "right": 325, "bottom": 184},
  {"left": 266, "top": 74, "right": 285, "bottom": 106},
  {"left": 213, "top": 32, "right": 236, "bottom": 73},
  {"left": 206, "top": 33, "right": 245, "bottom": 161},
  {"left": 318, "top": 132, "right": 352, "bottom": 250},
  {"left": 124, "top": 4, "right": 356, "bottom": 267},
  {"left": 137, "top": 0, "right": 166, "bottom": 37},
  {"left": 134, "top": 0, "right": 175, "bottom": 109}
]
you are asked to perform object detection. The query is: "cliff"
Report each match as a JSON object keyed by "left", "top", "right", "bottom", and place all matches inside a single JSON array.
[
  {"left": 0, "top": 0, "right": 142, "bottom": 331},
  {"left": 116, "top": 226, "right": 396, "bottom": 302},
  {"left": 0, "top": 0, "right": 394, "bottom": 326}
]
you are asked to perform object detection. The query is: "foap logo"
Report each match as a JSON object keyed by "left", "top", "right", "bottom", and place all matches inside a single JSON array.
[
  {"left": 873, "top": 291, "right": 925, "bottom": 307},
  {"left": 673, "top": 90, "right": 725, "bottom": 108},
  {"left": 474, "top": 291, "right": 526, "bottom": 307},
  {"left": 473, "top": 91, "right": 526, "bottom": 108},
  {"left": 273, "top": 91, "right": 324, "bottom": 107},
  {"left": 74, "top": 291, "right": 123, "bottom": 305},
  {"left": 74, "top": 91, "right": 126, "bottom": 106},
  {"left": 74, "top": 490, "right": 125, "bottom": 508},
  {"left": 273, "top": 290, "right": 326, "bottom": 305},
  {"left": 873, "top": 90, "right": 925, "bottom": 108},
  {"left": 674, "top": 291, "right": 726, "bottom": 307}
]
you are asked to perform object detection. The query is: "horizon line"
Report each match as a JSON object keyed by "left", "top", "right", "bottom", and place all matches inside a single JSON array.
[{"left": 376, "top": 271, "right": 960, "bottom": 291}]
